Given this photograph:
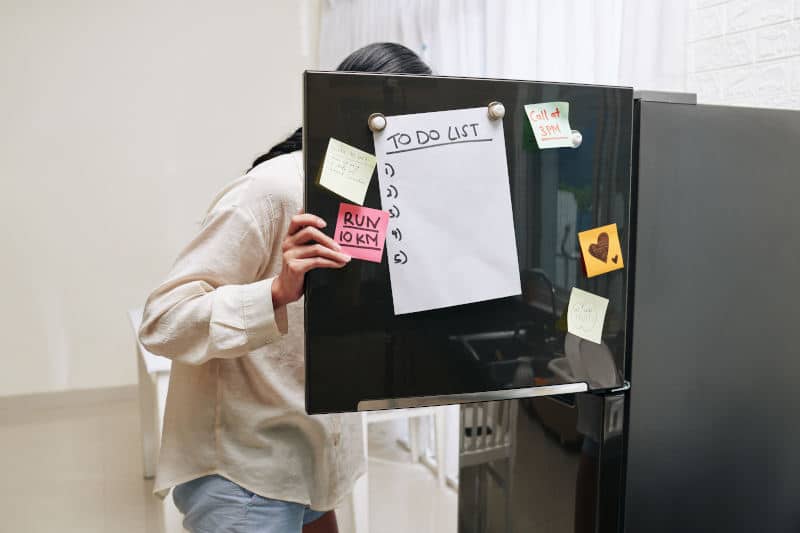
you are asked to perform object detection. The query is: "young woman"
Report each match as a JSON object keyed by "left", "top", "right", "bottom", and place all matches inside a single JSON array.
[{"left": 138, "top": 43, "right": 431, "bottom": 533}]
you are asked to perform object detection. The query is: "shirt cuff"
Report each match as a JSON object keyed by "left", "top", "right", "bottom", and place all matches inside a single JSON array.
[{"left": 241, "top": 277, "right": 288, "bottom": 350}]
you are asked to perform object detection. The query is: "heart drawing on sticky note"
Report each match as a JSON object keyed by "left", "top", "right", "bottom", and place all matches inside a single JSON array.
[
  {"left": 588, "top": 233, "right": 609, "bottom": 262},
  {"left": 612, "top": 255, "right": 619, "bottom": 264}
]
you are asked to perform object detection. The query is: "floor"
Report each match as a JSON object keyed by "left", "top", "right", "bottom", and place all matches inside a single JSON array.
[
  {"left": 366, "top": 420, "right": 458, "bottom": 533},
  {"left": 0, "top": 387, "right": 457, "bottom": 533}
]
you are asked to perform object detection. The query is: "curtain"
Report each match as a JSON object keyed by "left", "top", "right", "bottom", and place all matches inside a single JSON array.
[{"left": 319, "top": 0, "right": 689, "bottom": 90}]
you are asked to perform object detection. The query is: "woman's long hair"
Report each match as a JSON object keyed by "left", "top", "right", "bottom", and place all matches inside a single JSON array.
[{"left": 248, "top": 43, "right": 431, "bottom": 171}]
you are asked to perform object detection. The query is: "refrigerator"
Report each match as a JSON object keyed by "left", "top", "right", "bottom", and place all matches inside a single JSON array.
[
  {"left": 623, "top": 93, "right": 800, "bottom": 533},
  {"left": 458, "top": 92, "right": 800, "bottom": 533},
  {"left": 303, "top": 74, "right": 800, "bottom": 532}
]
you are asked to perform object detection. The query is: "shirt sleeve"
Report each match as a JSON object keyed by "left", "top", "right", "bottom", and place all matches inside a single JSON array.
[{"left": 138, "top": 204, "right": 287, "bottom": 365}]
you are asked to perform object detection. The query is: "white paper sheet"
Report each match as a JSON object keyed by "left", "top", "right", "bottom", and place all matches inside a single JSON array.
[{"left": 373, "top": 107, "right": 521, "bottom": 315}]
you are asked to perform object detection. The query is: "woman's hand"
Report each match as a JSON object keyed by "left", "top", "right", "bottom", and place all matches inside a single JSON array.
[{"left": 271, "top": 212, "right": 350, "bottom": 308}]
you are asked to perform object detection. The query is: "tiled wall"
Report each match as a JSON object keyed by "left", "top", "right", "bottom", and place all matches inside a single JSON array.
[{"left": 688, "top": 0, "right": 800, "bottom": 108}]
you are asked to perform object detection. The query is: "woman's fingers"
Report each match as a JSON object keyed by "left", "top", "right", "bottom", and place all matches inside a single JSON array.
[
  {"left": 289, "top": 244, "right": 351, "bottom": 263},
  {"left": 287, "top": 213, "right": 326, "bottom": 236},
  {"left": 287, "top": 257, "right": 349, "bottom": 276},
  {"left": 283, "top": 226, "right": 341, "bottom": 252}
]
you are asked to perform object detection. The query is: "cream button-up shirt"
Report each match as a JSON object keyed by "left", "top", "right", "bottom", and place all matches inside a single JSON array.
[{"left": 139, "top": 151, "right": 365, "bottom": 510}]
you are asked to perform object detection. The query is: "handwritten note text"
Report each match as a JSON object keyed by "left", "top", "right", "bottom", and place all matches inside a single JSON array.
[
  {"left": 333, "top": 203, "right": 389, "bottom": 263},
  {"left": 318, "top": 138, "right": 377, "bottom": 205},
  {"left": 524, "top": 102, "right": 573, "bottom": 149}
]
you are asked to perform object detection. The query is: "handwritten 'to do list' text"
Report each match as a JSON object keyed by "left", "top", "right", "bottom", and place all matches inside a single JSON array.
[{"left": 383, "top": 120, "right": 493, "bottom": 154}]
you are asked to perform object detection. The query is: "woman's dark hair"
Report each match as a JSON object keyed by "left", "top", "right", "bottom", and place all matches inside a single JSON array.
[
  {"left": 249, "top": 43, "right": 431, "bottom": 171},
  {"left": 336, "top": 42, "right": 432, "bottom": 75}
]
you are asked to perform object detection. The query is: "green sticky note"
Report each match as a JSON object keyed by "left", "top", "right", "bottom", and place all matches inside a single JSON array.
[
  {"left": 566, "top": 287, "right": 609, "bottom": 344},
  {"left": 318, "top": 138, "right": 377, "bottom": 205},
  {"left": 523, "top": 102, "right": 572, "bottom": 149}
]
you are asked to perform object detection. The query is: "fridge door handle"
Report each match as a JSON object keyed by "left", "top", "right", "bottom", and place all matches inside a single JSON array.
[{"left": 357, "top": 382, "right": 589, "bottom": 411}]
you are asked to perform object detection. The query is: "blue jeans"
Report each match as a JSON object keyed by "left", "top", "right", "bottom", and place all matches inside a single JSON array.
[{"left": 173, "top": 475, "right": 327, "bottom": 533}]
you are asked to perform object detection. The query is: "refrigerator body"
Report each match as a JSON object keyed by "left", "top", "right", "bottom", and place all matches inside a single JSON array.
[{"left": 625, "top": 98, "right": 800, "bottom": 532}]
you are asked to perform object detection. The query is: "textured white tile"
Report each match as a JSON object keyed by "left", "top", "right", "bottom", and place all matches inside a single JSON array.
[
  {"left": 693, "top": 32, "right": 756, "bottom": 71},
  {"left": 724, "top": 31, "right": 758, "bottom": 67},
  {"left": 756, "top": 21, "right": 800, "bottom": 59},
  {"left": 791, "top": 57, "right": 800, "bottom": 91},
  {"left": 691, "top": 36, "right": 727, "bottom": 70},
  {"left": 688, "top": 71, "right": 725, "bottom": 102},
  {"left": 721, "top": 66, "right": 760, "bottom": 102},
  {"left": 770, "top": 93, "right": 800, "bottom": 108},
  {"left": 691, "top": 4, "right": 727, "bottom": 40},
  {"left": 728, "top": 0, "right": 792, "bottom": 31},
  {"left": 688, "top": 42, "right": 697, "bottom": 73},
  {"left": 697, "top": 0, "right": 729, "bottom": 8},
  {"left": 756, "top": 61, "right": 791, "bottom": 98},
  {"left": 720, "top": 62, "right": 790, "bottom": 106}
]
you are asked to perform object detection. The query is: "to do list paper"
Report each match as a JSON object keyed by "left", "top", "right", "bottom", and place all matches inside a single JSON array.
[{"left": 372, "top": 107, "right": 521, "bottom": 315}]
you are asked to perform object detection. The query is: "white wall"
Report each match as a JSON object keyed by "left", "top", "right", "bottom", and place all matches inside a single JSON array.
[
  {"left": 688, "top": 0, "right": 800, "bottom": 107},
  {"left": 0, "top": 0, "right": 320, "bottom": 396}
]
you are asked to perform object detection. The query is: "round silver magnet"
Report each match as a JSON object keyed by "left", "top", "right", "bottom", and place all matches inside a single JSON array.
[
  {"left": 571, "top": 130, "right": 583, "bottom": 148},
  {"left": 487, "top": 101, "right": 505, "bottom": 120},
  {"left": 367, "top": 113, "right": 387, "bottom": 132}
]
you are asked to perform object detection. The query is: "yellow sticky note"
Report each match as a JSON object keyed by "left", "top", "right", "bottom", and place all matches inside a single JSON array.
[
  {"left": 318, "top": 138, "right": 377, "bottom": 205},
  {"left": 567, "top": 287, "right": 609, "bottom": 344},
  {"left": 577, "top": 223, "right": 624, "bottom": 278},
  {"left": 524, "top": 102, "right": 572, "bottom": 149}
]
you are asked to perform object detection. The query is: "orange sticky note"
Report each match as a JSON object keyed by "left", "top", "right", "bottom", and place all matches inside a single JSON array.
[{"left": 577, "top": 223, "right": 624, "bottom": 278}]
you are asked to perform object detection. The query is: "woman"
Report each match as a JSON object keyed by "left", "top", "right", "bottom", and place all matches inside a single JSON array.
[{"left": 139, "top": 43, "right": 432, "bottom": 533}]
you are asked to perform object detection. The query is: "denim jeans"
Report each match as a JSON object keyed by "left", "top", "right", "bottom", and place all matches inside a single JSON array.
[{"left": 173, "top": 475, "right": 327, "bottom": 533}]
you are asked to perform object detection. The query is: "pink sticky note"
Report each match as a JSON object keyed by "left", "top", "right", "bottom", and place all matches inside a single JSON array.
[{"left": 334, "top": 203, "right": 389, "bottom": 263}]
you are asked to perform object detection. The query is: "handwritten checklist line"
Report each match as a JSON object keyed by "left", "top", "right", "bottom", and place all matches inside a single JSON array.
[{"left": 386, "top": 137, "right": 493, "bottom": 155}]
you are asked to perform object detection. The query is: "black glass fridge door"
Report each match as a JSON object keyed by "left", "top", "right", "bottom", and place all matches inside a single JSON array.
[
  {"left": 304, "top": 72, "right": 633, "bottom": 413},
  {"left": 458, "top": 393, "right": 627, "bottom": 533}
]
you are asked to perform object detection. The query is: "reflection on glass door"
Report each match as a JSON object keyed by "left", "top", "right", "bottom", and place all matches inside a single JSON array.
[{"left": 458, "top": 394, "right": 625, "bottom": 533}]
